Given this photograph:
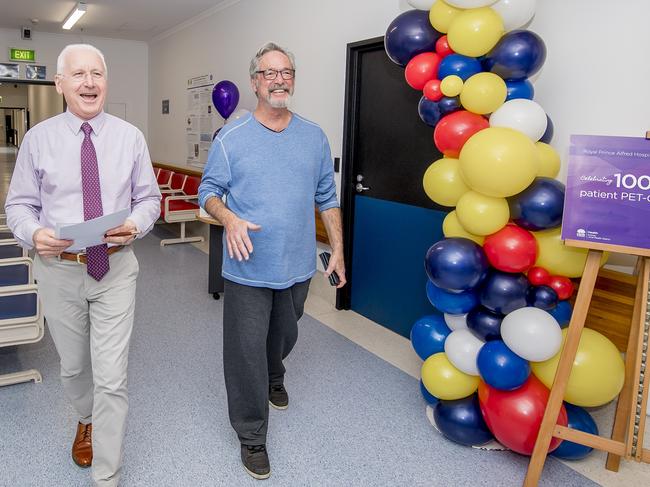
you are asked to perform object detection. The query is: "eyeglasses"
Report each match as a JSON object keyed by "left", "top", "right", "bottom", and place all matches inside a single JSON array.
[{"left": 255, "top": 68, "right": 295, "bottom": 80}]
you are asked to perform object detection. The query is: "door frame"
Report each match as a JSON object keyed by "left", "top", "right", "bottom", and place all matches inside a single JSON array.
[{"left": 337, "top": 36, "right": 384, "bottom": 310}]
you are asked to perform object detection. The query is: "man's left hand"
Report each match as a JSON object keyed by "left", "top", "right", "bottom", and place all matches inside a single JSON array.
[
  {"left": 104, "top": 219, "right": 139, "bottom": 245},
  {"left": 325, "top": 251, "right": 347, "bottom": 289}
]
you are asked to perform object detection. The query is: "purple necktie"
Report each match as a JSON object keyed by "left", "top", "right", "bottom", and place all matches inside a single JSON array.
[{"left": 80, "top": 122, "right": 109, "bottom": 281}]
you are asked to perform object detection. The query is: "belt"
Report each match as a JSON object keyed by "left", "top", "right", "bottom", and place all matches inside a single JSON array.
[{"left": 59, "top": 245, "right": 125, "bottom": 264}]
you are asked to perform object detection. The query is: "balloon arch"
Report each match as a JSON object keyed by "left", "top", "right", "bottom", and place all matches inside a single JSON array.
[{"left": 389, "top": 0, "right": 624, "bottom": 459}]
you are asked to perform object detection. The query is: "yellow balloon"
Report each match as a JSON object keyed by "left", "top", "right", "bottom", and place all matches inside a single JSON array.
[
  {"left": 535, "top": 142, "right": 561, "bottom": 178},
  {"left": 429, "top": 0, "right": 462, "bottom": 34},
  {"left": 441, "top": 75, "right": 463, "bottom": 97},
  {"left": 456, "top": 191, "right": 509, "bottom": 236},
  {"left": 531, "top": 328, "right": 625, "bottom": 407},
  {"left": 460, "top": 72, "right": 507, "bottom": 115},
  {"left": 459, "top": 127, "right": 539, "bottom": 198},
  {"left": 421, "top": 352, "right": 479, "bottom": 400},
  {"left": 533, "top": 227, "right": 609, "bottom": 278},
  {"left": 423, "top": 158, "right": 470, "bottom": 207},
  {"left": 447, "top": 7, "right": 504, "bottom": 57},
  {"left": 443, "top": 211, "right": 485, "bottom": 245}
]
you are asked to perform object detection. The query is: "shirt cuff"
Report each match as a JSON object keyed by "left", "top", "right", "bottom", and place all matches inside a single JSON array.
[
  {"left": 199, "top": 191, "right": 222, "bottom": 209},
  {"left": 17, "top": 220, "right": 43, "bottom": 249},
  {"left": 317, "top": 200, "right": 340, "bottom": 213}
]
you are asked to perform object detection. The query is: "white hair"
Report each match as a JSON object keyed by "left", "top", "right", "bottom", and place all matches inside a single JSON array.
[
  {"left": 249, "top": 42, "right": 295, "bottom": 79},
  {"left": 56, "top": 44, "right": 107, "bottom": 75}
]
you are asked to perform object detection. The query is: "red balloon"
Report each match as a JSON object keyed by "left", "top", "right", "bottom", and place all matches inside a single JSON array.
[
  {"left": 436, "top": 35, "right": 454, "bottom": 57},
  {"left": 405, "top": 52, "right": 441, "bottom": 90},
  {"left": 483, "top": 224, "right": 538, "bottom": 273},
  {"left": 527, "top": 266, "right": 551, "bottom": 286},
  {"left": 423, "top": 79, "right": 443, "bottom": 101},
  {"left": 433, "top": 111, "right": 489, "bottom": 158},
  {"left": 478, "top": 376, "right": 568, "bottom": 455},
  {"left": 547, "top": 275, "right": 575, "bottom": 300}
]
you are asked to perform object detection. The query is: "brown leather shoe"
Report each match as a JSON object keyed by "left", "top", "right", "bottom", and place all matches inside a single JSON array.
[{"left": 72, "top": 422, "right": 93, "bottom": 468}]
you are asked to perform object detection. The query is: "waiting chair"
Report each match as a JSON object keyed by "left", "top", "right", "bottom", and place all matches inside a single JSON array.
[{"left": 160, "top": 175, "right": 204, "bottom": 246}]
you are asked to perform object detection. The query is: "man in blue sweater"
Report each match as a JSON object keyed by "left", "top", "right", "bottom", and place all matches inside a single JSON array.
[{"left": 199, "top": 42, "right": 346, "bottom": 480}]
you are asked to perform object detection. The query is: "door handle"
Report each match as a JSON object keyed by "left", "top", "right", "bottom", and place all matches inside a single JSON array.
[{"left": 355, "top": 183, "right": 370, "bottom": 193}]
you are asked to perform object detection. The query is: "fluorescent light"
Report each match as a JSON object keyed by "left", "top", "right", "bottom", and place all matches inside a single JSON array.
[{"left": 62, "top": 2, "right": 87, "bottom": 30}]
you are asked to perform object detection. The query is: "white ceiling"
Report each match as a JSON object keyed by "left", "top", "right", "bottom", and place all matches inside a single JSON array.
[{"left": 0, "top": 0, "right": 235, "bottom": 42}]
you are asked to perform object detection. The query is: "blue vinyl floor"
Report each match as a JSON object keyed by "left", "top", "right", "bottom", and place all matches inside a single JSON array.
[{"left": 0, "top": 229, "right": 598, "bottom": 486}]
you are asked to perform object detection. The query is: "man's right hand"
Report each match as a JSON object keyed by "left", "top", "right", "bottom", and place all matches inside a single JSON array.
[
  {"left": 32, "top": 228, "right": 73, "bottom": 257},
  {"left": 223, "top": 216, "right": 261, "bottom": 261}
]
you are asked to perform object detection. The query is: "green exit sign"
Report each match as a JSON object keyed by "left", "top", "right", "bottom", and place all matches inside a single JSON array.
[{"left": 10, "top": 48, "right": 35, "bottom": 62}]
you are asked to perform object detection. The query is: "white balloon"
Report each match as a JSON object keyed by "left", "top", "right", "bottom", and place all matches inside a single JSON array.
[
  {"left": 501, "top": 307, "right": 562, "bottom": 362},
  {"left": 489, "top": 98, "right": 548, "bottom": 141},
  {"left": 444, "top": 328, "right": 484, "bottom": 375},
  {"left": 491, "top": 0, "right": 536, "bottom": 31},
  {"left": 407, "top": 0, "right": 436, "bottom": 10},
  {"left": 445, "top": 0, "right": 498, "bottom": 8},
  {"left": 444, "top": 313, "right": 468, "bottom": 331}
]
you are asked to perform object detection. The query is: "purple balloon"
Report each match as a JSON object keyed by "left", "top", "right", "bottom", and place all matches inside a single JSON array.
[{"left": 212, "top": 80, "right": 239, "bottom": 119}]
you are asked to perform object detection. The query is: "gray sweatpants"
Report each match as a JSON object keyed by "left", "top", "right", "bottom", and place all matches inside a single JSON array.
[{"left": 223, "top": 278, "right": 310, "bottom": 445}]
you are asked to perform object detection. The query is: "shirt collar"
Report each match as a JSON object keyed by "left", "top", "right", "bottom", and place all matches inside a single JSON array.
[{"left": 63, "top": 109, "right": 107, "bottom": 136}]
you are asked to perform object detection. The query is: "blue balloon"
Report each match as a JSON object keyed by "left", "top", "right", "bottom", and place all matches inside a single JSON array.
[
  {"left": 505, "top": 79, "right": 534, "bottom": 101},
  {"left": 426, "top": 280, "right": 478, "bottom": 315},
  {"left": 385, "top": 10, "right": 441, "bottom": 67},
  {"left": 467, "top": 306, "right": 503, "bottom": 341},
  {"left": 438, "top": 54, "right": 482, "bottom": 81},
  {"left": 483, "top": 30, "right": 547, "bottom": 80},
  {"left": 509, "top": 177, "right": 565, "bottom": 231},
  {"left": 420, "top": 379, "right": 439, "bottom": 406},
  {"left": 527, "top": 286, "right": 559, "bottom": 311},
  {"left": 480, "top": 270, "right": 529, "bottom": 315},
  {"left": 434, "top": 394, "right": 493, "bottom": 446},
  {"left": 477, "top": 340, "right": 530, "bottom": 391},
  {"left": 540, "top": 114, "right": 554, "bottom": 143},
  {"left": 418, "top": 96, "right": 442, "bottom": 127},
  {"left": 425, "top": 238, "right": 488, "bottom": 293},
  {"left": 439, "top": 96, "right": 462, "bottom": 116},
  {"left": 551, "top": 404, "right": 598, "bottom": 460},
  {"left": 548, "top": 300, "right": 573, "bottom": 328},
  {"left": 410, "top": 314, "right": 451, "bottom": 360}
]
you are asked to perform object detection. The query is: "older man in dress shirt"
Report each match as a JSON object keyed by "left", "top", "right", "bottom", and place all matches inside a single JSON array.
[{"left": 5, "top": 44, "right": 160, "bottom": 486}]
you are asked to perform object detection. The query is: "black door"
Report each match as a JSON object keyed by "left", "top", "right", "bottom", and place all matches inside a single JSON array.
[{"left": 338, "top": 37, "right": 449, "bottom": 338}]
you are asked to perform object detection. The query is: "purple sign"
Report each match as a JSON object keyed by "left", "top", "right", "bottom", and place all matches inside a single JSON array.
[{"left": 562, "top": 135, "right": 650, "bottom": 249}]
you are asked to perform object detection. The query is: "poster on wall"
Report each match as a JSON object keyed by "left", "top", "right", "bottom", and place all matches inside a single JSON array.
[
  {"left": 0, "top": 63, "right": 19, "bottom": 79},
  {"left": 186, "top": 74, "right": 217, "bottom": 168},
  {"left": 562, "top": 134, "right": 650, "bottom": 250},
  {"left": 25, "top": 64, "right": 46, "bottom": 80}
]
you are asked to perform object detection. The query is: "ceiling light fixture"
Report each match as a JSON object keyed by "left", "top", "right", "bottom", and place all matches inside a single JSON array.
[{"left": 62, "top": 2, "right": 87, "bottom": 30}]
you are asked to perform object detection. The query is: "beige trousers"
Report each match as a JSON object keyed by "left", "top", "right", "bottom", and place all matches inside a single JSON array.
[{"left": 34, "top": 247, "right": 139, "bottom": 487}]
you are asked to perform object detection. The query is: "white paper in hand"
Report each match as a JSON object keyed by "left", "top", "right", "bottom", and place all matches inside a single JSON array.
[{"left": 55, "top": 208, "right": 130, "bottom": 250}]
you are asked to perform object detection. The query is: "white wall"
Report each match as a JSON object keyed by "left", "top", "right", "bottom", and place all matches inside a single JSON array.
[{"left": 0, "top": 27, "right": 149, "bottom": 137}]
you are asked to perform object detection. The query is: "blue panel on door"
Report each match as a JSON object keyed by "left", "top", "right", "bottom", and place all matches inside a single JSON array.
[{"left": 351, "top": 195, "right": 447, "bottom": 338}]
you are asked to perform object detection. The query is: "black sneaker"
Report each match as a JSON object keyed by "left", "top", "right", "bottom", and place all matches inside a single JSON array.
[
  {"left": 269, "top": 384, "right": 288, "bottom": 410},
  {"left": 241, "top": 444, "right": 270, "bottom": 480}
]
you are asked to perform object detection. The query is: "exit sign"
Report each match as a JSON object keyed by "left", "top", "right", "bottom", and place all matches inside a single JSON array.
[{"left": 10, "top": 48, "right": 35, "bottom": 62}]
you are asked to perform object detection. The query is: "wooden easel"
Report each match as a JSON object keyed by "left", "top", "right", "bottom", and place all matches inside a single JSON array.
[{"left": 524, "top": 240, "right": 650, "bottom": 486}]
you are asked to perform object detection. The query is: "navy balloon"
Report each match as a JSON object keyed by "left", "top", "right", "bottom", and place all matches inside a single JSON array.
[
  {"left": 212, "top": 80, "right": 239, "bottom": 119},
  {"left": 540, "top": 114, "right": 554, "bottom": 143},
  {"left": 418, "top": 96, "right": 442, "bottom": 127},
  {"left": 434, "top": 394, "right": 494, "bottom": 446},
  {"left": 426, "top": 280, "right": 478, "bottom": 315},
  {"left": 467, "top": 306, "right": 503, "bottom": 341},
  {"left": 410, "top": 314, "right": 451, "bottom": 360},
  {"left": 551, "top": 404, "right": 598, "bottom": 460},
  {"left": 549, "top": 300, "right": 573, "bottom": 328},
  {"left": 483, "top": 30, "right": 547, "bottom": 80},
  {"left": 505, "top": 79, "right": 534, "bottom": 101},
  {"left": 385, "top": 10, "right": 441, "bottom": 66},
  {"left": 438, "top": 54, "right": 482, "bottom": 81},
  {"left": 477, "top": 340, "right": 530, "bottom": 391},
  {"left": 420, "top": 379, "right": 439, "bottom": 406},
  {"left": 480, "top": 270, "right": 529, "bottom": 315},
  {"left": 509, "top": 177, "right": 565, "bottom": 231},
  {"left": 439, "top": 96, "right": 461, "bottom": 116},
  {"left": 425, "top": 238, "right": 488, "bottom": 293},
  {"left": 527, "top": 285, "right": 559, "bottom": 311}
]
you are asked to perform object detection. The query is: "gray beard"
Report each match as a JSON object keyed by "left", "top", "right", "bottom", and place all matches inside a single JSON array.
[{"left": 268, "top": 93, "right": 291, "bottom": 108}]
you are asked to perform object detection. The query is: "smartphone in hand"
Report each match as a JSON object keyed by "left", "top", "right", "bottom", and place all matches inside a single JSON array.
[{"left": 319, "top": 251, "right": 340, "bottom": 286}]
